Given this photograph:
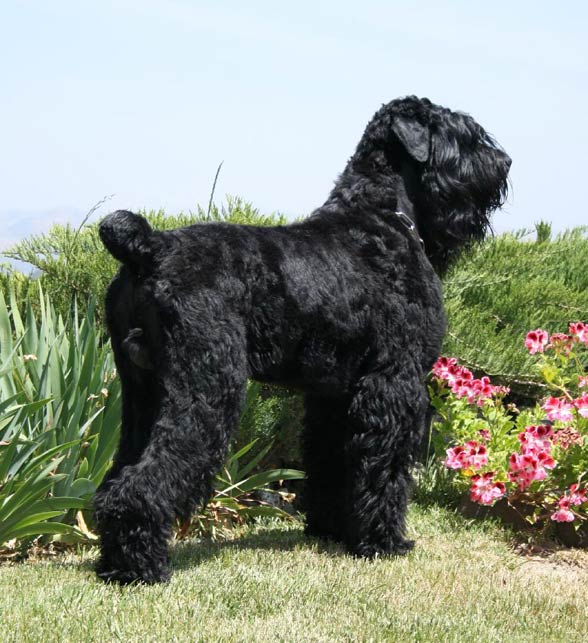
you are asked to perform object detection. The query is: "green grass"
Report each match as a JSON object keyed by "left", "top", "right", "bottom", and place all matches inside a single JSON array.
[{"left": 2, "top": 505, "right": 588, "bottom": 642}]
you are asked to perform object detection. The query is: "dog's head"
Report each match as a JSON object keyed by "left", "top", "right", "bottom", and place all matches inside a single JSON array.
[{"left": 353, "top": 96, "right": 511, "bottom": 272}]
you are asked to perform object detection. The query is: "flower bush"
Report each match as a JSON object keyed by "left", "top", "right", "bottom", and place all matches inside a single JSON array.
[{"left": 429, "top": 322, "right": 588, "bottom": 529}]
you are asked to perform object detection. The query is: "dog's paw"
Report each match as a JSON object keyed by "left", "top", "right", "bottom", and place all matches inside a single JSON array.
[
  {"left": 304, "top": 523, "right": 345, "bottom": 544},
  {"left": 96, "top": 560, "right": 171, "bottom": 585},
  {"left": 351, "top": 537, "right": 415, "bottom": 559}
]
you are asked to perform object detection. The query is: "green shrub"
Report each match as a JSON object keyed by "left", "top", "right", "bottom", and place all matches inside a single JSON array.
[
  {"left": 0, "top": 264, "right": 38, "bottom": 320},
  {"left": 2, "top": 197, "right": 288, "bottom": 322},
  {"left": 237, "top": 382, "right": 304, "bottom": 468},
  {"left": 444, "top": 225, "right": 588, "bottom": 399}
]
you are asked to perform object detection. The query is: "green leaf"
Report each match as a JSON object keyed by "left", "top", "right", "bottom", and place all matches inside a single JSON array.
[
  {"left": 217, "top": 469, "right": 305, "bottom": 497},
  {"left": 2, "top": 521, "right": 73, "bottom": 543},
  {"left": 0, "top": 435, "right": 20, "bottom": 482},
  {"left": 238, "top": 505, "right": 295, "bottom": 520},
  {"left": 0, "top": 290, "right": 13, "bottom": 363},
  {"left": 540, "top": 364, "right": 558, "bottom": 386},
  {"left": 69, "top": 478, "right": 96, "bottom": 498},
  {"left": 78, "top": 457, "right": 89, "bottom": 479}
]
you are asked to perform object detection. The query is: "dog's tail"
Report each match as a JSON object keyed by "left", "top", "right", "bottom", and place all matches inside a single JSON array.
[{"left": 99, "top": 210, "right": 155, "bottom": 271}]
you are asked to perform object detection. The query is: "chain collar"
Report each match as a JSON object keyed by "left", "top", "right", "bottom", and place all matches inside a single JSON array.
[{"left": 395, "top": 210, "right": 424, "bottom": 249}]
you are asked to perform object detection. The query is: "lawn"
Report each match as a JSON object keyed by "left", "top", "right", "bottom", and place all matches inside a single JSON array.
[{"left": 1, "top": 504, "right": 587, "bottom": 643}]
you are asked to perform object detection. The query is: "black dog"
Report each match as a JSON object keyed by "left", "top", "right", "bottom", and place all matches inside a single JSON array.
[{"left": 95, "top": 96, "right": 511, "bottom": 583}]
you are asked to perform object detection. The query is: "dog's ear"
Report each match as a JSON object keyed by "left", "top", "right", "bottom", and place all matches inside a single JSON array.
[{"left": 391, "top": 116, "right": 430, "bottom": 163}]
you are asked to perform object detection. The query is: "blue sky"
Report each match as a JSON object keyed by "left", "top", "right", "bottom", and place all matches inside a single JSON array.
[{"left": 1, "top": 1, "right": 586, "bottom": 252}]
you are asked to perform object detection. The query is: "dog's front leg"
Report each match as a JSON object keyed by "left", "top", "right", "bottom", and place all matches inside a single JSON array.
[{"left": 343, "top": 364, "right": 429, "bottom": 558}]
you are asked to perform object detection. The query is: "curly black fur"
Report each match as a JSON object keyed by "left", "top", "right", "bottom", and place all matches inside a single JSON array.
[{"left": 94, "top": 96, "right": 511, "bottom": 583}]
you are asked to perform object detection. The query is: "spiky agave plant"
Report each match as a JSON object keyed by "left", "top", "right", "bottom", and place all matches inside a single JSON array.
[{"left": 0, "top": 286, "right": 121, "bottom": 550}]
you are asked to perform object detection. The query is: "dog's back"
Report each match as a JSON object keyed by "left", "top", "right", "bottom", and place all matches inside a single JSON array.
[{"left": 100, "top": 209, "right": 445, "bottom": 395}]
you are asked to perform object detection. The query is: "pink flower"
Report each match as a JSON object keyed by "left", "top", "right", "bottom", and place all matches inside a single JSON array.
[
  {"left": 578, "top": 376, "right": 588, "bottom": 389},
  {"left": 451, "top": 376, "right": 475, "bottom": 401},
  {"left": 464, "top": 441, "right": 488, "bottom": 469},
  {"left": 432, "top": 357, "right": 470, "bottom": 387},
  {"left": 569, "top": 322, "right": 588, "bottom": 345},
  {"left": 444, "top": 441, "right": 488, "bottom": 470},
  {"left": 432, "top": 356, "right": 458, "bottom": 377},
  {"left": 553, "top": 427, "right": 583, "bottom": 450},
  {"left": 490, "top": 383, "right": 510, "bottom": 397},
  {"left": 432, "top": 358, "right": 508, "bottom": 405},
  {"left": 551, "top": 496, "right": 576, "bottom": 522},
  {"left": 547, "top": 333, "right": 575, "bottom": 355},
  {"left": 537, "top": 451, "right": 556, "bottom": 470},
  {"left": 453, "top": 375, "right": 508, "bottom": 405},
  {"left": 474, "top": 376, "right": 494, "bottom": 398},
  {"left": 525, "top": 329, "right": 549, "bottom": 354},
  {"left": 478, "top": 428, "right": 491, "bottom": 442},
  {"left": 542, "top": 397, "right": 574, "bottom": 422},
  {"left": 508, "top": 451, "right": 556, "bottom": 490},
  {"left": 574, "top": 393, "right": 588, "bottom": 418},
  {"left": 508, "top": 453, "right": 537, "bottom": 489},
  {"left": 518, "top": 425, "right": 553, "bottom": 455},
  {"left": 468, "top": 377, "right": 509, "bottom": 406},
  {"left": 569, "top": 484, "right": 588, "bottom": 506},
  {"left": 444, "top": 445, "right": 468, "bottom": 469},
  {"left": 551, "top": 485, "right": 587, "bottom": 521},
  {"left": 551, "top": 507, "right": 575, "bottom": 522},
  {"left": 470, "top": 472, "right": 505, "bottom": 506},
  {"left": 432, "top": 358, "right": 477, "bottom": 398}
]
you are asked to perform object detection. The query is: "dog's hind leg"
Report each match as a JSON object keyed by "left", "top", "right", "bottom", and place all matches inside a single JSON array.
[
  {"left": 94, "top": 327, "right": 248, "bottom": 584},
  {"left": 302, "top": 393, "right": 350, "bottom": 543},
  {"left": 99, "top": 271, "right": 161, "bottom": 485},
  {"left": 343, "top": 364, "right": 428, "bottom": 558},
  {"left": 101, "top": 344, "right": 160, "bottom": 485}
]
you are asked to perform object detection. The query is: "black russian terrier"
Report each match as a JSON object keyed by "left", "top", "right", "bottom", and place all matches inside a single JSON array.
[{"left": 95, "top": 96, "right": 511, "bottom": 583}]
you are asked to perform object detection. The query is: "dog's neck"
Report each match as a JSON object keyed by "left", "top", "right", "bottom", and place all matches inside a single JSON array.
[
  {"left": 326, "top": 160, "right": 424, "bottom": 249},
  {"left": 394, "top": 210, "right": 424, "bottom": 248},
  {"left": 393, "top": 172, "right": 421, "bottom": 240}
]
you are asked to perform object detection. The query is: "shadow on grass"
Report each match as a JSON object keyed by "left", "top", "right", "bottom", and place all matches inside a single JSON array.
[
  {"left": 51, "top": 525, "right": 344, "bottom": 578},
  {"left": 171, "top": 526, "right": 345, "bottom": 571}
]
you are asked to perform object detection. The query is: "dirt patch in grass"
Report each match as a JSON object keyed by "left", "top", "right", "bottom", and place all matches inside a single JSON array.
[{"left": 513, "top": 542, "right": 588, "bottom": 583}]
